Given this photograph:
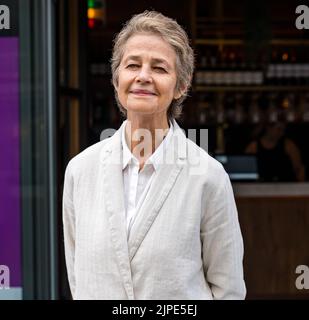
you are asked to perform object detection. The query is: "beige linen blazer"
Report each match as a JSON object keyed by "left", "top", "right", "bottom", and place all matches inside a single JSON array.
[{"left": 63, "top": 120, "right": 246, "bottom": 300}]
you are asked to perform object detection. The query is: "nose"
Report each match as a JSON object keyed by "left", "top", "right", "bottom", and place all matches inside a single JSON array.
[{"left": 136, "top": 65, "right": 152, "bottom": 83}]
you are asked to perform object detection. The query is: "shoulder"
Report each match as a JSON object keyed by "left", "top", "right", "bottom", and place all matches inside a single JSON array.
[
  {"left": 65, "top": 137, "right": 112, "bottom": 178},
  {"left": 185, "top": 138, "right": 229, "bottom": 187},
  {"left": 184, "top": 139, "right": 234, "bottom": 219},
  {"left": 245, "top": 141, "right": 257, "bottom": 154},
  {"left": 284, "top": 138, "right": 296, "bottom": 150},
  {"left": 284, "top": 138, "right": 301, "bottom": 157}
]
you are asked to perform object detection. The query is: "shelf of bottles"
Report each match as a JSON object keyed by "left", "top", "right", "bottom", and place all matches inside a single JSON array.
[
  {"left": 197, "top": 91, "right": 309, "bottom": 126},
  {"left": 194, "top": 44, "right": 309, "bottom": 126}
]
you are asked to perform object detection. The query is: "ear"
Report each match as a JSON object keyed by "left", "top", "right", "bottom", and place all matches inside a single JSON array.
[
  {"left": 174, "top": 85, "right": 186, "bottom": 100},
  {"left": 113, "top": 79, "right": 119, "bottom": 91}
]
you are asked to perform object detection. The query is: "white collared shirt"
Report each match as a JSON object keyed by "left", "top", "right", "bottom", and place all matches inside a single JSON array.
[{"left": 121, "top": 120, "right": 174, "bottom": 235}]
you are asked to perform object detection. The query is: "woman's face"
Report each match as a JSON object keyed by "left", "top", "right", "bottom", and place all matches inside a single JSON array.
[{"left": 115, "top": 33, "right": 182, "bottom": 118}]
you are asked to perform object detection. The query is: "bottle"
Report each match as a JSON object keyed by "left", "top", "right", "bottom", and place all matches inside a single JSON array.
[
  {"left": 225, "top": 93, "right": 235, "bottom": 123},
  {"left": 214, "top": 47, "right": 223, "bottom": 86},
  {"left": 196, "top": 48, "right": 205, "bottom": 85},
  {"left": 290, "top": 49, "right": 298, "bottom": 86},
  {"left": 282, "top": 93, "right": 296, "bottom": 123},
  {"left": 297, "top": 47, "right": 304, "bottom": 85},
  {"left": 221, "top": 48, "right": 230, "bottom": 85},
  {"left": 215, "top": 93, "right": 226, "bottom": 154},
  {"left": 200, "top": 47, "right": 208, "bottom": 85},
  {"left": 234, "top": 93, "right": 244, "bottom": 124},
  {"left": 197, "top": 93, "right": 207, "bottom": 125},
  {"left": 209, "top": 47, "right": 217, "bottom": 86},
  {"left": 302, "top": 93, "right": 309, "bottom": 122},
  {"left": 293, "top": 93, "right": 302, "bottom": 123},
  {"left": 204, "top": 96, "right": 214, "bottom": 125},
  {"left": 228, "top": 49, "right": 240, "bottom": 85},
  {"left": 249, "top": 93, "right": 261, "bottom": 124},
  {"left": 267, "top": 93, "right": 278, "bottom": 123},
  {"left": 216, "top": 93, "right": 225, "bottom": 124},
  {"left": 304, "top": 63, "right": 309, "bottom": 86},
  {"left": 280, "top": 50, "right": 290, "bottom": 85},
  {"left": 269, "top": 49, "right": 279, "bottom": 85}
]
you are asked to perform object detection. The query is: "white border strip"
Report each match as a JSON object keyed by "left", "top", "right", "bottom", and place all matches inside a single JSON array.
[{"left": 0, "top": 287, "right": 22, "bottom": 300}]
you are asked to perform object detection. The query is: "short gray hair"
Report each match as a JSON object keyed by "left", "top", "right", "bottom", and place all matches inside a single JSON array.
[{"left": 111, "top": 10, "right": 195, "bottom": 121}]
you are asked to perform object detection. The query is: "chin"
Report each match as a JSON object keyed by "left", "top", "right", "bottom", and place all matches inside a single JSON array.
[{"left": 125, "top": 103, "right": 157, "bottom": 114}]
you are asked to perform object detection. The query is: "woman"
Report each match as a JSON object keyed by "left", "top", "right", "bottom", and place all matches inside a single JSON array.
[
  {"left": 63, "top": 11, "right": 246, "bottom": 300},
  {"left": 245, "top": 121, "right": 305, "bottom": 182}
]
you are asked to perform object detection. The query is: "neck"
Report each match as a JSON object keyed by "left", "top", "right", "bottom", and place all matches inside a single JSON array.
[
  {"left": 262, "top": 134, "right": 280, "bottom": 147},
  {"left": 125, "top": 112, "right": 170, "bottom": 167}
]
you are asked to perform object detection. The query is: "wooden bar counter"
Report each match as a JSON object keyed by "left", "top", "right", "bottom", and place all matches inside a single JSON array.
[{"left": 233, "top": 183, "right": 309, "bottom": 299}]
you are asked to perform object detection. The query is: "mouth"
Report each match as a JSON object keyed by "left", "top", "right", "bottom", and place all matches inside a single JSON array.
[{"left": 130, "top": 90, "right": 157, "bottom": 96}]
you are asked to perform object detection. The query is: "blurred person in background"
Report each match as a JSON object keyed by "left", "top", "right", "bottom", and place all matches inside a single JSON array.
[{"left": 245, "top": 120, "right": 305, "bottom": 182}]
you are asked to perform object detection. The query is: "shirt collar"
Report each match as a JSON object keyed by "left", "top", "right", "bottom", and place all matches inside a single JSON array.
[
  {"left": 122, "top": 120, "right": 136, "bottom": 170},
  {"left": 121, "top": 119, "right": 174, "bottom": 171}
]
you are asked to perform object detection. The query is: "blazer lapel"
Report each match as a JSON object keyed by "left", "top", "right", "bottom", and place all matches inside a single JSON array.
[
  {"left": 127, "top": 121, "right": 188, "bottom": 261},
  {"left": 101, "top": 123, "right": 135, "bottom": 300}
]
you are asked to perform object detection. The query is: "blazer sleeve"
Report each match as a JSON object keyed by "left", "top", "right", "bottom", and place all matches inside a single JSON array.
[
  {"left": 62, "top": 161, "right": 76, "bottom": 299},
  {"left": 201, "top": 169, "right": 246, "bottom": 300}
]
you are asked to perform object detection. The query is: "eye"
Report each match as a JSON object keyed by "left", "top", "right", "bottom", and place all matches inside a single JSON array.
[
  {"left": 126, "top": 64, "right": 139, "bottom": 69},
  {"left": 153, "top": 66, "right": 167, "bottom": 73}
]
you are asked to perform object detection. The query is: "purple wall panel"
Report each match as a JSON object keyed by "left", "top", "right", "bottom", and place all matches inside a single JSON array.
[{"left": 0, "top": 37, "right": 21, "bottom": 287}]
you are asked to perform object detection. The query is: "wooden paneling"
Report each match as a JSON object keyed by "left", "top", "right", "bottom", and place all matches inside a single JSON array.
[{"left": 236, "top": 196, "right": 309, "bottom": 299}]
